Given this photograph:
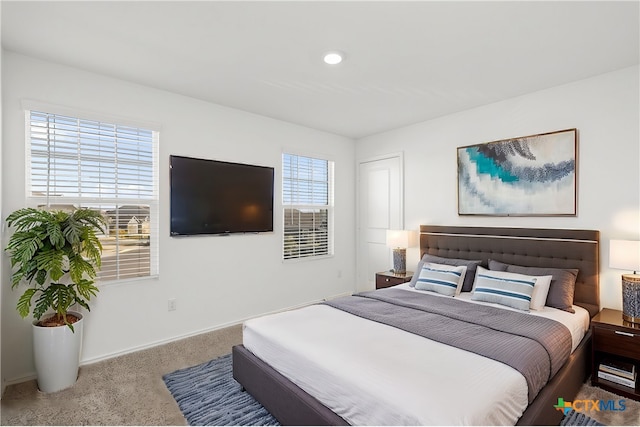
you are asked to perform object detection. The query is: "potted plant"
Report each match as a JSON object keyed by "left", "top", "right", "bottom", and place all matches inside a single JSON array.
[{"left": 4, "top": 207, "right": 107, "bottom": 392}]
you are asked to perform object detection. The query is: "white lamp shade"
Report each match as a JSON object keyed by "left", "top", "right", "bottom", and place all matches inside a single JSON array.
[
  {"left": 386, "top": 230, "right": 410, "bottom": 248},
  {"left": 609, "top": 240, "right": 640, "bottom": 271}
]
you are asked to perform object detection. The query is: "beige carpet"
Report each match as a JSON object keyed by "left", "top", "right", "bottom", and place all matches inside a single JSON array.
[
  {"left": 1, "top": 324, "right": 242, "bottom": 425},
  {"left": 2, "top": 323, "right": 639, "bottom": 425},
  {"left": 573, "top": 381, "right": 640, "bottom": 426}
]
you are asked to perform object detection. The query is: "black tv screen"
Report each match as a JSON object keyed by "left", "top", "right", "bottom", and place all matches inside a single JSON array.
[{"left": 170, "top": 155, "right": 274, "bottom": 236}]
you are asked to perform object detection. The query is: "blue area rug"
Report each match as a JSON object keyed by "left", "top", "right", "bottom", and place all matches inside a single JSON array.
[
  {"left": 560, "top": 409, "right": 605, "bottom": 426},
  {"left": 164, "top": 353, "right": 604, "bottom": 426},
  {"left": 163, "top": 354, "right": 279, "bottom": 426}
]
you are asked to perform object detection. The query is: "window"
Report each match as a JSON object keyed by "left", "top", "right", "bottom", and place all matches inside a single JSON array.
[
  {"left": 26, "top": 109, "right": 159, "bottom": 283},
  {"left": 282, "top": 153, "right": 334, "bottom": 260}
]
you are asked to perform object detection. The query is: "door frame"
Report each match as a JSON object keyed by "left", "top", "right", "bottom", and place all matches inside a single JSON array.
[{"left": 356, "top": 152, "right": 404, "bottom": 288}]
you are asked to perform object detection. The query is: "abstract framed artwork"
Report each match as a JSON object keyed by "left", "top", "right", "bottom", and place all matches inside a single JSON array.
[{"left": 457, "top": 128, "right": 577, "bottom": 216}]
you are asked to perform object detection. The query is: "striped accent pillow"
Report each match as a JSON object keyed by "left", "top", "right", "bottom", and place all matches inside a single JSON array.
[
  {"left": 414, "top": 262, "right": 467, "bottom": 296},
  {"left": 471, "top": 266, "right": 537, "bottom": 311}
]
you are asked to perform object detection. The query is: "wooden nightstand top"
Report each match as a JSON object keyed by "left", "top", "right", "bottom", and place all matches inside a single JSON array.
[
  {"left": 593, "top": 308, "right": 640, "bottom": 331},
  {"left": 376, "top": 270, "right": 413, "bottom": 280}
]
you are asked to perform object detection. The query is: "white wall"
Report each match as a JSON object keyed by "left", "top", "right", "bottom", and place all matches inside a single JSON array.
[
  {"left": 356, "top": 66, "right": 640, "bottom": 311},
  {"left": 0, "top": 4, "right": 5, "bottom": 397},
  {"left": 1, "top": 51, "right": 356, "bottom": 384}
]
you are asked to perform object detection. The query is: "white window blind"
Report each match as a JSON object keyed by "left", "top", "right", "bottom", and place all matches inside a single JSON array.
[
  {"left": 26, "top": 110, "right": 159, "bottom": 283},
  {"left": 282, "top": 153, "right": 334, "bottom": 260}
]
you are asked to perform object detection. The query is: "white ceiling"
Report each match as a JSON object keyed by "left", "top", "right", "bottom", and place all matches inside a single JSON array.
[{"left": 2, "top": 1, "right": 639, "bottom": 139}]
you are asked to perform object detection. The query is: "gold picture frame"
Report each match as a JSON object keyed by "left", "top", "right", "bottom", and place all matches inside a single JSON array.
[{"left": 457, "top": 128, "right": 577, "bottom": 216}]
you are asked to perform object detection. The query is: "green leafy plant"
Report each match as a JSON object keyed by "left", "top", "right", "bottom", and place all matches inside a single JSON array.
[{"left": 5, "top": 207, "right": 107, "bottom": 331}]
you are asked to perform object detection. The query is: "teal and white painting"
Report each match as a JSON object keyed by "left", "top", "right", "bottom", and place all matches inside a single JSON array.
[{"left": 457, "top": 129, "right": 576, "bottom": 216}]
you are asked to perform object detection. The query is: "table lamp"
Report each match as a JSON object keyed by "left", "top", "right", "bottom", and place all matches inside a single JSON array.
[
  {"left": 609, "top": 239, "right": 640, "bottom": 323},
  {"left": 386, "top": 230, "right": 411, "bottom": 274}
]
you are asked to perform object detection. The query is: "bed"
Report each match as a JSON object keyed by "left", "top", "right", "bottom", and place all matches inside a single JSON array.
[{"left": 233, "top": 225, "right": 600, "bottom": 425}]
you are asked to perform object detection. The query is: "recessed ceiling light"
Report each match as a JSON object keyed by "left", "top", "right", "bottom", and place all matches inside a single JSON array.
[{"left": 323, "top": 51, "right": 344, "bottom": 65}]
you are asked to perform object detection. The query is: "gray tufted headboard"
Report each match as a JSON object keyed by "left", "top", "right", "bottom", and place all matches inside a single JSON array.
[{"left": 419, "top": 225, "right": 600, "bottom": 318}]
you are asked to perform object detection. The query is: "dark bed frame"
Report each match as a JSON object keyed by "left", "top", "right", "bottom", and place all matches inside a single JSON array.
[{"left": 233, "top": 226, "right": 600, "bottom": 426}]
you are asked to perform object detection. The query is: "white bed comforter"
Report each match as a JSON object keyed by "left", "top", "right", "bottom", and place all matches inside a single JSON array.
[{"left": 242, "top": 284, "right": 589, "bottom": 426}]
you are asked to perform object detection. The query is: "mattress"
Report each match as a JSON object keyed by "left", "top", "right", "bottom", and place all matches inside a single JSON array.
[{"left": 242, "top": 285, "right": 590, "bottom": 426}]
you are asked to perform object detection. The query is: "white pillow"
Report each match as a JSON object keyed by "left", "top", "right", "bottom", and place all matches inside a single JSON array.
[
  {"left": 471, "top": 266, "right": 539, "bottom": 311},
  {"left": 480, "top": 266, "right": 552, "bottom": 310},
  {"left": 529, "top": 274, "right": 553, "bottom": 310},
  {"left": 414, "top": 262, "right": 467, "bottom": 296}
]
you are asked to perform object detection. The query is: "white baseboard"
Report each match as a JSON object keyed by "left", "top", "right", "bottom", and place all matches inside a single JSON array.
[
  {"left": 81, "top": 291, "right": 352, "bottom": 365},
  {"left": 3, "top": 372, "right": 36, "bottom": 388},
  {"left": 3, "top": 290, "right": 354, "bottom": 387}
]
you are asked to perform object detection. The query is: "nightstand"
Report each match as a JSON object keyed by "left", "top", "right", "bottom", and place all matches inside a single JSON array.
[
  {"left": 591, "top": 308, "right": 640, "bottom": 400},
  {"left": 375, "top": 271, "right": 413, "bottom": 289}
]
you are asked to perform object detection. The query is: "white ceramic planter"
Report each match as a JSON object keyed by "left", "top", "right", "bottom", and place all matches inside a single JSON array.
[{"left": 32, "top": 312, "right": 83, "bottom": 393}]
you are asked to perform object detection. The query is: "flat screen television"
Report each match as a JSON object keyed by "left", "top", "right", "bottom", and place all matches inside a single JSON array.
[{"left": 170, "top": 155, "right": 274, "bottom": 236}]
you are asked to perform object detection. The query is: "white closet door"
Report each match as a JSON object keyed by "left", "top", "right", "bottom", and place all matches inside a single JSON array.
[{"left": 357, "top": 154, "right": 403, "bottom": 291}]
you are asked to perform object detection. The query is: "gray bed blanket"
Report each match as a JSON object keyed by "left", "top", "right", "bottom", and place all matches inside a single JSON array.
[{"left": 323, "top": 288, "right": 572, "bottom": 403}]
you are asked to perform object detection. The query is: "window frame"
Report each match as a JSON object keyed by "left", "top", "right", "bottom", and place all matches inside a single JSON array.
[
  {"left": 23, "top": 103, "right": 160, "bottom": 285},
  {"left": 282, "top": 152, "right": 334, "bottom": 261}
]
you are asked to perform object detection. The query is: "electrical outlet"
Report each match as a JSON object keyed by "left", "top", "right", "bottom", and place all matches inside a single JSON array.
[{"left": 168, "top": 299, "right": 177, "bottom": 311}]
